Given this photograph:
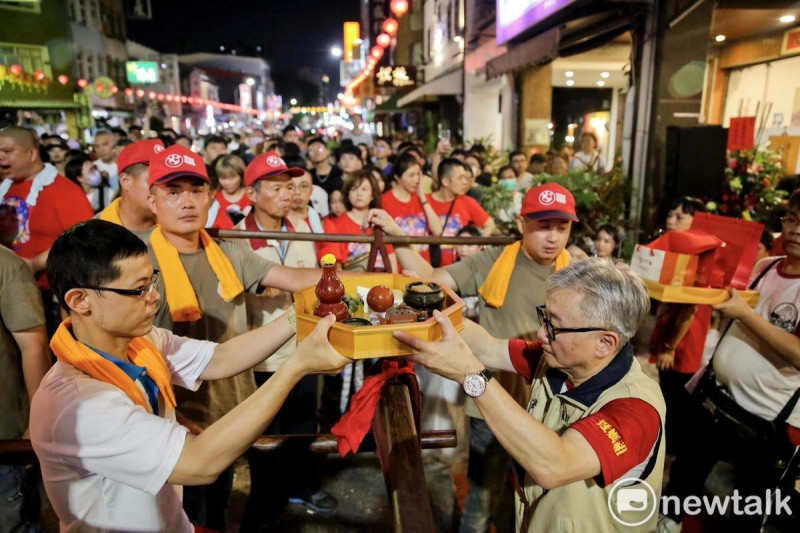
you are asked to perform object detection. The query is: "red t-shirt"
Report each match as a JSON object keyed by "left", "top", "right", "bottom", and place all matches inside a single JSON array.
[
  {"left": 508, "top": 339, "right": 662, "bottom": 488},
  {"left": 381, "top": 189, "right": 430, "bottom": 264},
  {"left": 426, "top": 194, "right": 490, "bottom": 266},
  {"left": 215, "top": 190, "right": 251, "bottom": 220},
  {"left": 319, "top": 213, "right": 394, "bottom": 271},
  {"left": 648, "top": 304, "right": 712, "bottom": 374},
  {"left": 208, "top": 202, "right": 234, "bottom": 230},
  {"left": 3, "top": 176, "right": 94, "bottom": 288}
]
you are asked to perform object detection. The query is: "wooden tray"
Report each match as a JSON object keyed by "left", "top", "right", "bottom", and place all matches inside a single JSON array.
[
  {"left": 294, "top": 273, "right": 464, "bottom": 359},
  {"left": 644, "top": 279, "right": 760, "bottom": 306}
]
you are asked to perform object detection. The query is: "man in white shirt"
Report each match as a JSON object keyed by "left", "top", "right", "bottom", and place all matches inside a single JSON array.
[
  {"left": 93, "top": 130, "right": 119, "bottom": 191},
  {"left": 341, "top": 113, "right": 373, "bottom": 148},
  {"left": 30, "top": 219, "right": 350, "bottom": 532}
]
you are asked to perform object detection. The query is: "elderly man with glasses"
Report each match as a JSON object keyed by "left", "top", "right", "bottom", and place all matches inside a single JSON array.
[{"left": 396, "top": 258, "right": 666, "bottom": 532}]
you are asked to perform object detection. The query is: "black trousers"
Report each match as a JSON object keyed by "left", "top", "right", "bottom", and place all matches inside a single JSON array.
[{"left": 240, "top": 372, "right": 321, "bottom": 532}]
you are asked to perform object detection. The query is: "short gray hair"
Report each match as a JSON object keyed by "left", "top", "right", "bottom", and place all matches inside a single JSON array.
[{"left": 545, "top": 257, "right": 649, "bottom": 346}]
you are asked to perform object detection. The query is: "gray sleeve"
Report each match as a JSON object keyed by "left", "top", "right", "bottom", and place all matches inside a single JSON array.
[
  {"left": 444, "top": 247, "right": 501, "bottom": 298},
  {"left": 222, "top": 239, "right": 276, "bottom": 294},
  {"left": 0, "top": 252, "right": 45, "bottom": 332}
]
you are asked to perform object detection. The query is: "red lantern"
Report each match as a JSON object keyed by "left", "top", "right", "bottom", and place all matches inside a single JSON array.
[
  {"left": 96, "top": 82, "right": 105, "bottom": 91},
  {"left": 77, "top": 78, "right": 89, "bottom": 88},
  {"left": 148, "top": 91, "right": 156, "bottom": 99},
  {"left": 124, "top": 87, "right": 133, "bottom": 96},
  {"left": 111, "top": 85, "right": 119, "bottom": 94},
  {"left": 378, "top": 33, "right": 394, "bottom": 49},
  {"left": 136, "top": 89, "right": 145, "bottom": 98},
  {"left": 371, "top": 46, "right": 383, "bottom": 59},
  {"left": 10, "top": 64, "right": 22, "bottom": 75},
  {"left": 57, "top": 74, "right": 69, "bottom": 85},
  {"left": 382, "top": 18, "right": 398, "bottom": 36},
  {"left": 390, "top": 0, "right": 408, "bottom": 17},
  {"left": 157, "top": 93, "right": 165, "bottom": 101},
  {"left": 166, "top": 94, "right": 173, "bottom": 102},
  {"left": 34, "top": 70, "right": 45, "bottom": 81},
  {"left": 181, "top": 96, "right": 188, "bottom": 103}
]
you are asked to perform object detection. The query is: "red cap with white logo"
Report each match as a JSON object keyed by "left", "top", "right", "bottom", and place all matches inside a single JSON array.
[
  {"left": 520, "top": 183, "right": 578, "bottom": 222},
  {"left": 118, "top": 139, "right": 165, "bottom": 174},
  {"left": 244, "top": 151, "right": 306, "bottom": 187},
  {"left": 148, "top": 144, "right": 210, "bottom": 187}
]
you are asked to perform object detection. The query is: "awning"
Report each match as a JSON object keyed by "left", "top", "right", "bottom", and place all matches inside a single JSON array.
[
  {"left": 486, "top": 27, "right": 560, "bottom": 79},
  {"left": 0, "top": 99, "right": 81, "bottom": 109},
  {"left": 398, "top": 69, "right": 463, "bottom": 107}
]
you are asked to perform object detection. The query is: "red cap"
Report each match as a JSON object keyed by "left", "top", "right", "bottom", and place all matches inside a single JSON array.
[
  {"left": 521, "top": 183, "right": 578, "bottom": 222},
  {"left": 244, "top": 151, "right": 305, "bottom": 187},
  {"left": 118, "top": 139, "right": 165, "bottom": 174},
  {"left": 148, "top": 144, "right": 210, "bottom": 187}
]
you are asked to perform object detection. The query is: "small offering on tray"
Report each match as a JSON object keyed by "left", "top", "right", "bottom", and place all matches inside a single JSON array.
[{"left": 367, "top": 285, "right": 394, "bottom": 313}]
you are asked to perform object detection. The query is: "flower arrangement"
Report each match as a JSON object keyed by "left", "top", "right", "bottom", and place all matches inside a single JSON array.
[{"left": 706, "top": 149, "right": 786, "bottom": 223}]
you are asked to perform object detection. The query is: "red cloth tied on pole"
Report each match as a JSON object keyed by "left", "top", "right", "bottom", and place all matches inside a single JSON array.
[{"left": 331, "top": 358, "right": 419, "bottom": 456}]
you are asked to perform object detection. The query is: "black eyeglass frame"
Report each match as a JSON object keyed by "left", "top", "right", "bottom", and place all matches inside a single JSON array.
[
  {"left": 536, "top": 305, "right": 606, "bottom": 341},
  {"left": 82, "top": 270, "right": 160, "bottom": 300}
]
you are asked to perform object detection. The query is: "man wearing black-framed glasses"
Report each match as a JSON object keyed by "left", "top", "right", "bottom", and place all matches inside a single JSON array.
[
  {"left": 394, "top": 258, "right": 666, "bottom": 531},
  {"left": 29, "top": 219, "right": 351, "bottom": 532}
]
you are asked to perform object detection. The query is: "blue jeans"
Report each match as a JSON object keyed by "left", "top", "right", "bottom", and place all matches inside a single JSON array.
[
  {"left": 0, "top": 465, "right": 43, "bottom": 533},
  {"left": 460, "top": 417, "right": 512, "bottom": 533}
]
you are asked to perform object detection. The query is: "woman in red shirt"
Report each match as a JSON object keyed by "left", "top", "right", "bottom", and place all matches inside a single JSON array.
[
  {"left": 213, "top": 155, "right": 252, "bottom": 224},
  {"left": 319, "top": 171, "right": 397, "bottom": 272},
  {"left": 380, "top": 153, "right": 443, "bottom": 264}
]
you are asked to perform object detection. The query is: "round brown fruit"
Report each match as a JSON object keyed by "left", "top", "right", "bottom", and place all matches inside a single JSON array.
[{"left": 367, "top": 285, "right": 394, "bottom": 312}]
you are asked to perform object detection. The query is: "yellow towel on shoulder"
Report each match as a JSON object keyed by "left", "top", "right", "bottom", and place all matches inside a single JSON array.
[
  {"left": 478, "top": 242, "right": 570, "bottom": 308},
  {"left": 150, "top": 226, "right": 244, "bottom": 322},
  {"left": 51, "top": 318, "right": 176, "bottom": 412},
  {"left": 98, "top": 197, "right": 123, "bottom": 225}
]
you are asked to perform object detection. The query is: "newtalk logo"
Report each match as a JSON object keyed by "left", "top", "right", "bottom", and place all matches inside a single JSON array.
[{"left": 607, "top": 477, "right": 793, "bottom": 527}]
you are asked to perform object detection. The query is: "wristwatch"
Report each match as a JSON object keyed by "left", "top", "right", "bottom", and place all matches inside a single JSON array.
[{"left": 463, "top": 368, "right": 493, "bottom": 398}]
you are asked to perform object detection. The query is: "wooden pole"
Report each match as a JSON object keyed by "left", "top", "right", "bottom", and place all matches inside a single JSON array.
[
  {"left": 212, "top": 228, "right": 517, "bottom": 247},
  {"left": 0, "top": 430, "right": 456, "bottom": 464},
  {"left": 372, "top": 379, "right": 437, "bottom": 532}
]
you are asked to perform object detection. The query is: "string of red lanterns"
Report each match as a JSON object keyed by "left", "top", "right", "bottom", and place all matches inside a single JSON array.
[{"left": 345, "top": 0, "right": 409, "bottom": 97}]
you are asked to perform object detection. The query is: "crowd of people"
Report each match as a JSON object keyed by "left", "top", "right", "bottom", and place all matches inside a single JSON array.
[{"left": 0, "top": 113, "right": 797, "bottom": 533}]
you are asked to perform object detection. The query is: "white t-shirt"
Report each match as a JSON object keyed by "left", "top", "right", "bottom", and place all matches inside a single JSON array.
[
  {"left": 310, "top": 184, "right": 329, "bottom": 218},
  {"left": 94, "top": 159, "right": 119, "bottom": 191},
  {"left": 342, "top": 130, "right": 374, "bottom": 147},
  {"left": 30, "top": 326, "right": 216, "bottom": 533},
  {"left": 714, "top": 257, "right": 800, "bottom": 427}
]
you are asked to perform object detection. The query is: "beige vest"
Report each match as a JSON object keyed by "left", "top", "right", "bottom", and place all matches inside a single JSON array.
[
  {"left": 517, "top": 347, "right": 666, "bottom": 532},
  {"left": 235, "top": 217, "right": 318, "bottom": 372}
]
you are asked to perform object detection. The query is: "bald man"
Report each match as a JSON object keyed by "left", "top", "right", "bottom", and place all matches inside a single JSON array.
[{"left": 0, "top": 126, "right": 93, "bottom": 332}]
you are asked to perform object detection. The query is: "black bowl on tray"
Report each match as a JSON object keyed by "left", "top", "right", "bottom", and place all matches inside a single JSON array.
[{"left": 403, "top": 282, "right": 446, "bottom": 311}]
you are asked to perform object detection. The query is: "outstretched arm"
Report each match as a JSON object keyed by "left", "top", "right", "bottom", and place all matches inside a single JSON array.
[{"left": 169, "top": 315, "right": 351, "bottom": 485}]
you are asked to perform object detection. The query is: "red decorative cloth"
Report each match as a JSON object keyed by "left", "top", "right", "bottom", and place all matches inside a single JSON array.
[{"left": 332, "top": 358, "right": 419, "bottom": 456}]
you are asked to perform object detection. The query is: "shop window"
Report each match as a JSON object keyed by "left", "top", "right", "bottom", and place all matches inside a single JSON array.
[
  {"left": 0, "top": 42, "right": 51, "bottom": 78},
  {"left": 78, "top": 0, "right": 87, "bottom": 25},
  {"left": 89, "top": 0, "right": 99, "bottom": 29},
  {"left": 0, "top": 1, "right": 42, "bottom": 14}
]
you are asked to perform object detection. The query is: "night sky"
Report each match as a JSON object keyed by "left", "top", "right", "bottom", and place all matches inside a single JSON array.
[{"left": 126, "top": 0, "right": 361, "bottom": 103}]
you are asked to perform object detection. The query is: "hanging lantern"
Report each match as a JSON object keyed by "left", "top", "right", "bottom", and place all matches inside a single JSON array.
[
  {"left": 10, "top": 64, "right": 22, "bottom": 75},
  {"left": 181, "top": 96, "right": 188, "bottom": 103},
  {"left": 166, "top": 94, "right": 173, "bottom": 101},
  {"left": 57, "top": 74, "right": 69, "bottom": 85},
  {"left": 376, "top": 33, "right": 391, "bottom": 48},
  {"left": 96, "top": 82, "right": 105, "bottom": 91},
  {"left": 136, "top": 89, "right": 145, "bottom": 98},
  {"left": 371, "top": 46, "right": 384, "bottom": 59},
  {"left": 34, "top": 70, "right": 45, "bottom": 81},
  {"left": 77, "top": 78, "right": 89, "bottom": 88},
  {"left": 390, "top": 0, "right": 409, "bottom": 17},
  {"left": 157, "top": 93, "right": 165, "bottom": 101},
  {"left": 382, "top": 18, "right": 399, "bottom": 36},
  {"left": 148, "top": 91, "right": 156, "bottom": 99},
  {"left": 124, "top": 87, "right": 133, "bottom": 96},
  {"left": 111, "top": 85, "right": 119, "bottom": 94}
]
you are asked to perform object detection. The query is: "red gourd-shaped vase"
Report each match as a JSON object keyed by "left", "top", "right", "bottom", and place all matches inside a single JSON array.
[{"left": 313, "top": 254, "right": 350, "bottom": 322}]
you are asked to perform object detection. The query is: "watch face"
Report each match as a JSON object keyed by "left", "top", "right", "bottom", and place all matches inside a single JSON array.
[{"left": 464, "top": 374, "right": 487, "bottom": 398}]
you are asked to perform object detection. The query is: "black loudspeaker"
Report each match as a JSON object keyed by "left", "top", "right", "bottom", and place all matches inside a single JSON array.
[{"left": 665, "top": 125, "right": 728, "bottom": 199}]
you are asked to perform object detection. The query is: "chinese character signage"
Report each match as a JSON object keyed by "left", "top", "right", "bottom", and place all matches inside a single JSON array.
[
  {"left": 368, "top": 0, "right": 389, "bottom": 49},
  {"left": 374, "top": 66, "right": 417, "bottom": 88},
  {"left": 125, "top": 61, "right": 159, "bottom": 84}
]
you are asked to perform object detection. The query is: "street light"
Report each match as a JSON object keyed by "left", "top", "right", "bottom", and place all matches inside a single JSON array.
[
  {"left": 290, "top": 98, "right": 298, "bottom": 105},
  {"left": 331, "top": 46, "right": 342, "bottom": 58},
  {"left": 246, "top": 77, "right": 255, "bottom": 86}
]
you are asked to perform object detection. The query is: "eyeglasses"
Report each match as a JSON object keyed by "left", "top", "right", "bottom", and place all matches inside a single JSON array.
[
  {"left": 781, "top": 215, "right": 799, "bottom": 229},
  {"left": 536, "top": 305, "right": 606, "bottom": 341},
  {"left": 83, "top": 270, "right": 160, "bottom": 301}
]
